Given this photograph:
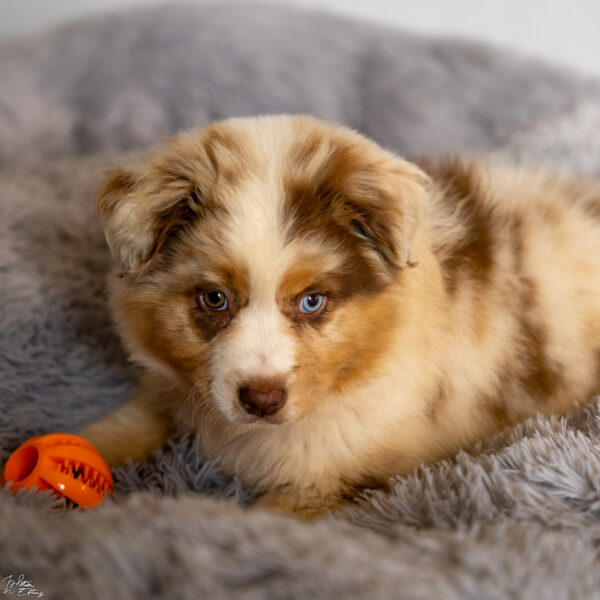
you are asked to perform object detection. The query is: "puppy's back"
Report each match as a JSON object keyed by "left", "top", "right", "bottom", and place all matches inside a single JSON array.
[{"left": 424, "top": 158, "right": 600, "bottom": 435}]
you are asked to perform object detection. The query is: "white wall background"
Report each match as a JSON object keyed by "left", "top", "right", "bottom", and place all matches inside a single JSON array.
[{"left": 2, "top": 0, "right": 599, "bottom": 77}]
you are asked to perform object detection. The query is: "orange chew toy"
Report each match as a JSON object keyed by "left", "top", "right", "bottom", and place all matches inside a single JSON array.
[{"left": 2, "top": 433, "right": 114, "bottom": 508}]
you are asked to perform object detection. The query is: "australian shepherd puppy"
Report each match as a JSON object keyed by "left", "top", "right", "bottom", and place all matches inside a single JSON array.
[{"left": 81, "top": 115, "right": 600, "bottom": 518}]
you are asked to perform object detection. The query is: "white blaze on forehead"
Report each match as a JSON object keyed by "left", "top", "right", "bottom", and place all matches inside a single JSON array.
[
  {"left": 209, "top": 117, "right": 346, "bottom": 405},
  {"left": 222, "top": 117, "right": 299, "bottom": 304},
  {"left": 219, "top": 116, "right": 347, "bottom": 304},
  {"left": 222, "top": 120, "right": 346, "bottom": 304},
  {"left": 209, "top": 119, "right": 298, "bottom": 400}
]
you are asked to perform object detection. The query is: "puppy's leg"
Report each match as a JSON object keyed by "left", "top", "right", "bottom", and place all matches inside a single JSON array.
[
  {"left": 77, "top": 379, "right": 175, "bottom": 466},
  {"left": 254, "top": 477, "right": 351, "bottom": 520}
]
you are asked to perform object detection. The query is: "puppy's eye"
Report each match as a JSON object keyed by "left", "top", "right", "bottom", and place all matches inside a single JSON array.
[
  {"left": 299, "top": 293, "right": 326, "bottom": 314},
  {"left": 202, "top": 290, "right": 228, "bottom": 311}
]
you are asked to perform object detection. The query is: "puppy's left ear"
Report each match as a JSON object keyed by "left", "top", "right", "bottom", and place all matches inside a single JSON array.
[
  {"left": 323, "top": 153, "right": 429, "bottom": 270},
  {"left": 353, "top": 158, "right": 429, "bottom": 270}
]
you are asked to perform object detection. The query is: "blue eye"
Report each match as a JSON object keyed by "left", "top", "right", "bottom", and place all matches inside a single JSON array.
[{"left": 299, "top": 293, "right": 325, "bottom": 314}]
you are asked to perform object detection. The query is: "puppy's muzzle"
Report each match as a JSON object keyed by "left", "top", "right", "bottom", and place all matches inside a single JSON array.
[{"left": 238, "top": 378, "right": 287, "bottom": 417}]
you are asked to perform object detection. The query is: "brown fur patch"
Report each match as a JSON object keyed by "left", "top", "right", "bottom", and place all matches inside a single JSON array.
[
  {"left": 202, "top": 125, "right": 255, "bottom": 186},
  {"left": 120, "top": 287, "right": 209, "bottom": 381},
  {"left": 283, "top": 125, "right": 425, "bottom": 276},
  {"left": 283, "top": 177, "right": 393, "bottom": 295},
  {"left": 426, "top": 380, "right": 448, "bottom": 423},
  {"left": 95, "top": 169, "right": 138, "bottom": 219},
  {"left": 144, "top": 201, "right": 198, "bottom": 267},
  {"left": 217, "top": 263, "right": 250, "bottom": 299},
  {"left": 291, "top": 287, "right": 401, "bottom": 414},
  {"left": 486, "top": 395, "right": 513, "bottom": 430},
  {"left": 288, "top": 125, "right": 323, "bottom": 167},
  {"left": 510, "top": 213, "right": 526, "bottom": 265},
  {"left": 515, "top": 275, "right": 564, "bottom": 400},
  {"left": 517, "top": 314, "right": 563, "bottom": 399},
  {"left": 119, "top": 256, "right": 251, "bottom": 380},
  {"left": 276, "top": 256, "right": 342, "bottom": 300},
  {"left": 340, "top": 474, "right": 391, "bottom": 502},
  {"left": 584, "top": 196, "right": 600, "bottom": 220},
  {"left": 424, "top": 158, "right": 496, "bottom": 294}
]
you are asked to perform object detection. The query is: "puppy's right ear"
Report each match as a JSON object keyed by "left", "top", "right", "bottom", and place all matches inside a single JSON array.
[{"left": 95, "top": 164, "right": 202, "bottom": 275}]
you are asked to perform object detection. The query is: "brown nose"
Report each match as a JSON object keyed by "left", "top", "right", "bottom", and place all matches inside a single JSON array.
[{"left": 238, "top": 379, "right": 287, "bottom": 417}]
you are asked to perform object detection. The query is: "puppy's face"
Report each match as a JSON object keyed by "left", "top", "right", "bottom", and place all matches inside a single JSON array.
[{"left": 97, "top": 116, "right": 427, "bottom": 426}]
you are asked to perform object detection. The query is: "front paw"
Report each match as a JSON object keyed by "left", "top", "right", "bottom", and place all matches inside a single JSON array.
[{"left": 253, "top": 489, "right": 346, "bottom": 520}]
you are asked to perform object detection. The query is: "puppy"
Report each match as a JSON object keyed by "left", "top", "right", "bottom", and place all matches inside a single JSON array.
[{"left": 81, "top": 115, "right": 600, "bottom": 518}]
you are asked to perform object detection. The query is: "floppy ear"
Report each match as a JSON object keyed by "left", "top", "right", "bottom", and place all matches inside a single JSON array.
[
  {"left": 319, "top": 149, "right": 429, "bottom": 270},
  {"left": 95, "top": 159, "right": 205, "bottom": 274},
  {"left": 350, "top": 158, "right": 428, "bottom": 269}
]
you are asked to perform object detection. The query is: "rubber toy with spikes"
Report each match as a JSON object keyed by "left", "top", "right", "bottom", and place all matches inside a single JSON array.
[{"left": 2, "top": 433, "right": 114, "bottom": 508}]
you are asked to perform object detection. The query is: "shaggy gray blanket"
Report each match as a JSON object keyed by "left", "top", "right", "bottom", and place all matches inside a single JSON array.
[{"left": 1, "top": 3, "right": 600, "bottom": 598}]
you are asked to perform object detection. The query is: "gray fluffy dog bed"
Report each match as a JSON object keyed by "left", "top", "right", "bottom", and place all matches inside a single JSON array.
[{"left": 1, "top": 3, "right": 600, "bottom": 598}]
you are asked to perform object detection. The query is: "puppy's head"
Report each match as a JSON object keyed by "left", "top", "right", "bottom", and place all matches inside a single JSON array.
[{"left": 97, "top": 115, "right": 428, "bottom": 425}]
